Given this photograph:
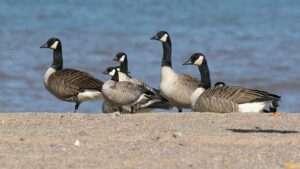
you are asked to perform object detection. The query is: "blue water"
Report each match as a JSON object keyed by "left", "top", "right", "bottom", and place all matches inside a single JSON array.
[{"left": 0, "top": 0, "right": 299, "bottom": 112}]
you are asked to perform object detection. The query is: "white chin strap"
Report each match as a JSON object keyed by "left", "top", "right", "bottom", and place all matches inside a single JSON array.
[
  {"left": 194, "top": 56, "right": 204, "bottom": 65},
  {"left": 160, "top": 34, "right": 168, "bottom": 42},
  {"left": 120, "top": 55, "right": 125, "bottom": 62},
  {"left": 50, "top": 41, "right": 59, "bottom": 49}
]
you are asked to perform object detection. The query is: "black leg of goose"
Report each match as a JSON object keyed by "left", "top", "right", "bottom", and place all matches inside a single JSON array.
[
  {"left": 130, "top": 106, "right": 135, "bottom": 113},
  {"left": 177, "top": 107, "right": 182, "bottom": 112},
  {"left": 270, "top": 108, "right": 277, "bottom": 112},
  {"left": 118, "top": 107, "right": 123, "bottom": 113},
  {"left": 74, "top": 102, "right": 80, "bottom": 113}
]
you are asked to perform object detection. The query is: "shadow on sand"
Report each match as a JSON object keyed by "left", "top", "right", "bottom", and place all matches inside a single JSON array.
[{"left": 226, "top": 128, "right": 299, "bottom": 134}]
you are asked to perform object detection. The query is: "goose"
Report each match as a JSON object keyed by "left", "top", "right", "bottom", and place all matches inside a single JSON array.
[
  {"left": 183, "top": 53, "right": 281, "bottom": 113},
  {"left": 151, "top": 31, "right": 211, "bottom": 112},
  {"left": 101, "top": 66, "right": 131, "bottom": 113},
  {"left": 112, "top": 52, "right": 171, "bottom": 109},
  {"left": 40, "top": 37, "right": 103, "bottom": 112},
  {"left": 101, "top": 66, "right": 155, "bottom": 113}
]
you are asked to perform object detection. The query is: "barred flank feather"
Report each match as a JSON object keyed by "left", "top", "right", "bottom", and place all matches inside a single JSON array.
[
  {"left": 46, "top": 69, "right": 103, "bottom": 102},
  {"left": 193, "top": 86, "right": 280, "bottom": 113}
]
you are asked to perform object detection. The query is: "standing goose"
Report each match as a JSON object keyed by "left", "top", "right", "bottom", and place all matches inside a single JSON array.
[
  {"left": 113, "top": 52, "right": 170, "bottom": 109},
  {"left": 102, "top": 67, "right": 155, "bottom": 113},
  {"left": 183, "top": 53, "right": 281, "bottom": 113},
  {"left": 40, "top": 37, "right": 103, "bottom": 112},
  {"left": 151, "top": 31, "right": 211, "bottom": 112}
]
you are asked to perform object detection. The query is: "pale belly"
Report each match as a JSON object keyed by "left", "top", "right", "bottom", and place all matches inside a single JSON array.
[
  {"left": 102, "top": 81, "right": 138, "bottom": 106},
  {"left": 160, "top": 80, "right": 193, "bottom": 108}
]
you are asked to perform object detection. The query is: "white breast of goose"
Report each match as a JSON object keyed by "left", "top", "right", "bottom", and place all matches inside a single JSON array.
[
  {"left": 160, "top": 66, "right": 178, "bottom": 96},
  {"left": 118, "top": 72, "right": 131, "bottom": 81},
  {"left": 238, "top": 101, "right": 273, "bottom": 113},
  {"left": 102, "top": 80, "right": 124, "bottom": 103},
  {"left": 190, "top": 88, "right": 205, "bottom": 108},
  {"left": 43, "top": 67, "right": 56, "bottom": 86},
  {"left": 102, "top": 80, "right": 115, "bottom": 93},
  {"left": 160, "top": 66, "right": 196, "bottom": 107}
]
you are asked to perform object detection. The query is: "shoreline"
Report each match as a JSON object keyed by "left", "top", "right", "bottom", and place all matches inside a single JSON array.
[{"left": 0, "top": 112, "right": 299, "bottom": 169}]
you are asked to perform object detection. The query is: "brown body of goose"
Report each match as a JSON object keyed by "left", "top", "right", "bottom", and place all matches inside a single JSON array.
[
  {"left": 45, "top": 69, "right": 103, "bottom": 102},
  {"left": 183, "top": 53, "right": 280, "bottom": 113},
  {"left": 193, "top": 86, "right": 280, "bottom": 113},
  {"left": 40, "top": 37, "right": 103, "bottom": 112}
]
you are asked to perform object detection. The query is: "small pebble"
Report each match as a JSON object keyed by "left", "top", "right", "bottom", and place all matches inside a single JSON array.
[
  {"left": 255, "top": 126, "right": 262, "bottom": 130},
  {"left": 78, "top": 130, "right": 89, "bottom": 136},
  {"left": 153, "top": 136, "right": 160, "bottom": 141},
  {"left": 173, "top": 132, "right": 182, "bottom": 138},
  {"left": 178, "top": 143, "right": 184, "bottom": 146},
  {"left": 111, "top": 111, "right": 121, "bottom": 118},
  {"left": 74, "top": 139, "right": 80, "bottom": 147}
]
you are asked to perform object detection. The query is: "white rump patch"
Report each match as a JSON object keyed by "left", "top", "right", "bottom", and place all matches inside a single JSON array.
[
  {"left": 50, "top": 41, "right": 59, "bottom": 49},
  {"left": 78, "top": 90, "right": 102, "bottom": 101},
  {"left": 194, "top": 56, "right": 204, "bottom": 65},
  {"left": 190, "top": 87, "right": 205, "bottom": 107},
  {"left": 238, "top": 101, "right": 272, "bottom": 113},
  {"left": 160, "top": 34, "right": 168, "bottom": 42},
  {"left": 44, "top": 67, "right": 56, "bottom": 85},
  {"left": 120, "top": 55, "right": 125, "bottom": 62}
]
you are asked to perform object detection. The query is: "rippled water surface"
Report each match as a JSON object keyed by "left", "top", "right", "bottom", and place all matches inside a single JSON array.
[{"left": 0, "top": 0, "right": 300, "bottom": 112}]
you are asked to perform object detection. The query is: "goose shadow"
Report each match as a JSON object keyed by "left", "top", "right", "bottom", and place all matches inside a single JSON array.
[{"left": 226, "top": 128, "right": 299, "bottom": 134}]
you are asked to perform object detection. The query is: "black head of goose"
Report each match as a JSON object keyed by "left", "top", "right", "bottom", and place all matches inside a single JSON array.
[
  {"left": 113, "top": 52, "right": 129, "bottom": 74},
  {"left": 112, "top": 52, "right": 132, "bottom": 81},
  {"left": 40, "top": 37, "right": 103, "bottom": 112},
  {"left": 183, "top": 53, "right": 211, "bottom": 89},
  {"left": 102, "top": 66, "right": 155, "bottom": 113},
  {"left": 150, "top": 31, "right": 204, "bottom": 112},
  {"left": 183, "top": 53, "right": 281, "bottom": 113}
]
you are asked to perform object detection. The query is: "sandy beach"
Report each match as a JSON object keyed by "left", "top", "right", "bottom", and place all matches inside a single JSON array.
[{"left": 0, "top": 112, "right": 299, "bottom": 169}]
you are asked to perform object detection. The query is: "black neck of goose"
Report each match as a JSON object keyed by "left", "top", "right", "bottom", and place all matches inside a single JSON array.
[
  {"left": 111, "top": 71, "right": 119, "bottom": 81},
  {"left": 198, "top": 59, "right": 211, "bottom": 89},
  {"left": 120, "top": 57, "right": 128, "bottom": 74},
  {"left": 51, "top": 44, "right": 63, "bottom": 70},
  {"left": 161, "top": 38, "right": 172, "bottom": 67}
]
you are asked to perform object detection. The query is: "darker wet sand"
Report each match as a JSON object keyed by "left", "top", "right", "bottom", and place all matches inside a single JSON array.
[{"left": 0, "top": 112, "right": 300, "bottom": 169}]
